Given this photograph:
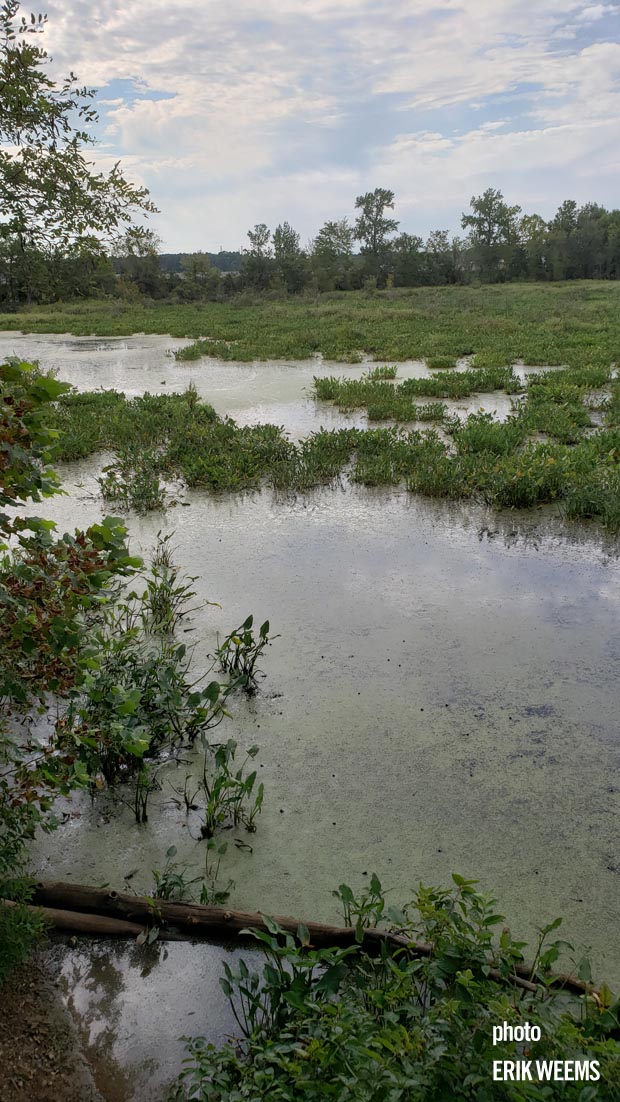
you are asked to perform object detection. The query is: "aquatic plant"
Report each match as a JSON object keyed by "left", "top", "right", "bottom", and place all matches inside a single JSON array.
[
  {"left": 173, "top": 875, "right": 620, "bottom": 1101},
  {"left": 449, "top": 411, "right": 526, "bottom": 456},
  {"left": 215, "top": 615, "right": 278, "bottom": 692},
  {"left": 197, "top": 740, "right": 263, "bottom": 838},
  {"left": 361, "top": 364, "right": 398, "bottom": 380},
  {"left": 3, "top": 283, "right": 620, "bottom": 371},
  {"left": 199, "top": 839, "right": 235, "bottom": 905},
  {"left": 139, "top": 533, "right": 206, "bottom": 635},
  {"left": 426, "top": 354, "right": 457, "bottom": 369},
  {"left": 151, "top": 846, "right": 198, "bottom": 902}
]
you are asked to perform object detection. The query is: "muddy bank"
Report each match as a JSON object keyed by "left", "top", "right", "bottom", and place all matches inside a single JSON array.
[{"left": 0, "top": 951, "right": 102, "bottom": 1102}]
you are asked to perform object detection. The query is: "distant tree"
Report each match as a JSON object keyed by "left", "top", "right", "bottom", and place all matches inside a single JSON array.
[
  {"left": 391, "top": 233, "right": 424, "bottom": 287},
  {"left": 179, "top": 251, "right": 220, "bottom": 301},
  {"left": 273, "top": 221, "right": 308, "bottom": 294},
  {"left": 311, "top": 218, "right": 355, "bottom": 290},
  {"left": 0, "top": 1, "right": 157, "bottom": 304},
  {"left": 113, "top": 227, "right": 165, "bottom": 297},
  {"left": 515, "top": 214, "right": 548, "bottom": 281},
  {"left": 551, "top": 200, "right": 578, "bottom": 235},
  {"left": 461, "top": 188, "right": 521, "bottom": 281},
  {"left": 353, "top": 188, "right": 399, "bottom": 282},
  {"left": 425, "top": 230, "right": 461, "bottom": 285},
  {"left": 242, "top": 223, "right": 273, "bottom": 290}
]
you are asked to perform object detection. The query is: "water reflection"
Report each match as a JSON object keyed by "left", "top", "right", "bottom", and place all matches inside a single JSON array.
[{"left": 49, "top": 937, "right": 254, "bottom": 1102}]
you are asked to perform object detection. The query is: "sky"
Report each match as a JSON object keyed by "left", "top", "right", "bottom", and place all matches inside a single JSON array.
[{"left": 42, "top": 0, "right": 620, "bottom": 252}]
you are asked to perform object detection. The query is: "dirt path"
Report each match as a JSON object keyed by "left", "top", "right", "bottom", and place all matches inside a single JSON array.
[{"left": 0, "top": 953, "right": 102, "bottom": 1102}]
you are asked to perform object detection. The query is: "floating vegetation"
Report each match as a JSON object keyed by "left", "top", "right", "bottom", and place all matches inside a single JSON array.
[
  {"left": 426, "top": 354, "right": 458, "bottom": 369},
  {"left": 314, "top": 366, "right": 521, "bottom": 412}
]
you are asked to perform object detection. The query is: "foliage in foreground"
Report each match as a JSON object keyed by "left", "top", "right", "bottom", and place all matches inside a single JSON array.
[
  {"left": 0, "top": 362, "right": 272, "bottom": 980},
  {"left": 0, "top": 360, "right": 141, "bottom": 974},
  {"left": 173, "top": 877, "right": 620, "bottom": 1102}
]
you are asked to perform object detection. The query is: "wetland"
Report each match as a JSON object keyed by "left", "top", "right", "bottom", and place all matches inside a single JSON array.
[{"left": 2, "top": 294, "right": 620, "bottom": 1098}]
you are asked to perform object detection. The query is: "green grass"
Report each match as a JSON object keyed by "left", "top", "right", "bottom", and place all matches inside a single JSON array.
[{"left": 2, "top": 282, "right": 620, "bottom": 367}]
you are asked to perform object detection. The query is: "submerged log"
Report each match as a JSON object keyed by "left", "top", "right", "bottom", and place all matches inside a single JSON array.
[{"left": 23, "top": 880, "right": 598, "bottom": 1000}]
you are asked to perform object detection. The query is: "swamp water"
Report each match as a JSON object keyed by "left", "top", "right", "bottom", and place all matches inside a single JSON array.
[{"left": 2, "top": 333, "right": 619, "bottom": 1099}]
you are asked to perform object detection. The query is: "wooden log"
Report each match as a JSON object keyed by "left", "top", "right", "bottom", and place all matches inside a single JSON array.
[
  {"left": 24, "top": 880, "right": 599, "bottom": 1000},
  {"left": 30, "top": 880, "right": 409, "bottom": 951},
  {"left": 1, "top": 898, "right": 145, "bottom": 938}
]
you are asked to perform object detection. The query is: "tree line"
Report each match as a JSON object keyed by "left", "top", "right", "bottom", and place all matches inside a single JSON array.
[{"left": 3, "top": 186, "right": 620, "bottom": 307}]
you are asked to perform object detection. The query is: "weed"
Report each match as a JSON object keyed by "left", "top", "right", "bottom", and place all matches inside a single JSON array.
[
  {"left": 197, "top": 740, "right": 263, "bottom": 838},
  {"left": 12, "top": 283, "right": 618, "bottom": 371},
  {"left": 199, "top": 839, "right": 235, "bottom": 905},
  {"left": 361, "top": 364, "right": 398, "bottom": 380},
  {"left": 215, "top": 616, "right": 278, "bottom": 691},
  {"left": 151, "top": 845, "right": 198, "bottom": 901}
]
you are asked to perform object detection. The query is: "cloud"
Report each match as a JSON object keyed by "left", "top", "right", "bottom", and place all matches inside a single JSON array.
[
  {"left": 29, "top": 1, "right": 620, "bottom": 248},
  {"left": 574, "top": 4, "right": 617, "bottom": 22}
]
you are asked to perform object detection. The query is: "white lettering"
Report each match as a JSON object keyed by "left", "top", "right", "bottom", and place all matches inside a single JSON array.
[{"left": 536, "top": 1060, "right": 554, "bottom": 1080}]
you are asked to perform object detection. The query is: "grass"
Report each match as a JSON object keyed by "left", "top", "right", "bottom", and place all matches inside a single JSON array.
[{"left": 2, "top": 282, "right": 620, "bottom": 367}]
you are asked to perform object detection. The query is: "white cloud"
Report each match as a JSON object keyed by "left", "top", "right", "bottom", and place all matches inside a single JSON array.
[
  {"left": 574, "top": 4, "right": 617, "bottom": 22},
  {"left": 28, "top": 1, "right": 620, "bottom": 248}
]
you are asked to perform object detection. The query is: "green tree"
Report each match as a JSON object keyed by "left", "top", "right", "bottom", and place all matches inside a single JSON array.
[
  {"left": 425, "top": 229, "right": 461, "bottom": 285},
  {"left": 391, "top": 232, "right": 424, "bottom": 287},
  {"left": 551, "top": 199, "right": 578, "bottom": 235},
  {"left": 113, "top": 227, "right": 165, "bottom": 298},
  {"left": 272, "top": 221, "right": 308, "bottom": 294},
  {"left": 242, "top": 223, "right": 273, "bottom": 290},
  {"left": 0, "top": 2, "right": 157, "bottom": 305},
  {"left": 461, "top": 188, "right": 521, "bottom": 281},
  {"left": 178, "top": 251, "right": 220, "bottom": 301},
  {"left": 353, "top": 188, "right": 399, "bottom": 283},
  {"left": 311, "top": 218, "right": 355, "bottom": 290}
]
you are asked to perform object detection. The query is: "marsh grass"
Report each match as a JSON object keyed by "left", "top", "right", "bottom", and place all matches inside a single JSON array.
[
  {"left": 3, "top": 282, "right": 620, "bottom": 368},
  {"left": 314, "top": 367, "right": 522, "bottom": 414},
  {"left": 426, "top": 355, "right": 458, "bottom": 369},
  {"left": 361, "top": 364, "right": 398, "bottom": 380},
  {"left": 49, "top": 366, "right": 620, "bottom": 531}
]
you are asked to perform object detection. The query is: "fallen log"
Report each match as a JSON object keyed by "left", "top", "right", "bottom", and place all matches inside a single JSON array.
[
  {"left": 1, "top": 898, "right": 145, "bottom": 938},
  {"left": 24, "top": 880, "right": 599, "bottom": 1000},
  {"left": 30, "top": 879, "right": 406, "bottom": 951}
]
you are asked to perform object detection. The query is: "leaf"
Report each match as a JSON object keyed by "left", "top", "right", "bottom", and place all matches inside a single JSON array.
[
  {"left": 315, "top": 962, "right": 347, "bottom": 996},
  {"left": 297, "top": 923, "right": 311, "bottom": 947}
]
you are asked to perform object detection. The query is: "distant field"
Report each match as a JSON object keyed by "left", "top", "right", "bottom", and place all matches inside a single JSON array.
[{"left": 1, "top": 282, "right": 619, "bottom": 366}]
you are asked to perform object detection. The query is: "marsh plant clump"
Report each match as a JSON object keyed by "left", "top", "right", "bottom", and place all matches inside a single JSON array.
[
  {"left": 215, "top": 615, "right": 278, "bottom": 692},
  {"left": 48, "top": 367, "right": 620, "bottom": 530}
]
